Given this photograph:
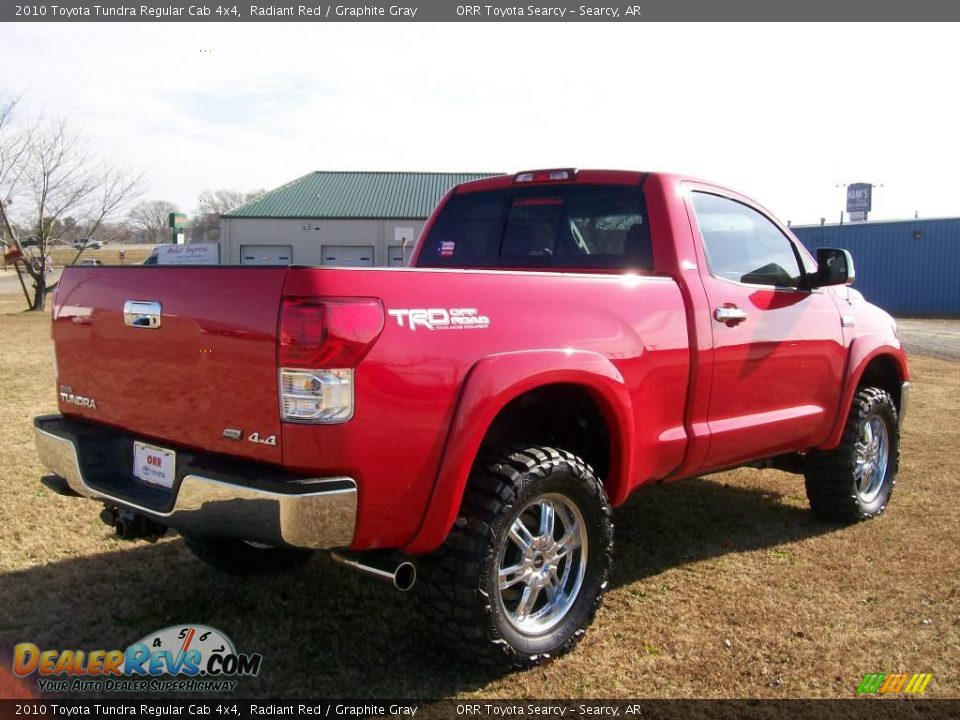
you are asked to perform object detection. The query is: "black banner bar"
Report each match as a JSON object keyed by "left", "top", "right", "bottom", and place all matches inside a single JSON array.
[
  {"left": 3, "top": 0, "right": 960, "bottom": 22},
  {"left": 2, "top": 700, "right": 960, "bottom": 720}
]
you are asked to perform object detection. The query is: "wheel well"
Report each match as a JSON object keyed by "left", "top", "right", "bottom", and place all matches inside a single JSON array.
[
  {"left": 479, "top": 384, "right": 612, "bottom": 482},
  {"left": 859, "top": 354, "right": 903, "bottom": 413}
]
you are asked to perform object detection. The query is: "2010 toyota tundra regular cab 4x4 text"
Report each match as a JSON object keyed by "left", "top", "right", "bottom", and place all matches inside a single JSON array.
[{"left": 34, "top": 169, "right": 909, "bottom": 668}]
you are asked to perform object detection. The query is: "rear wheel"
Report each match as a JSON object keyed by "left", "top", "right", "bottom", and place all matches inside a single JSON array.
[
  {"left": 182, "top": 535, "right": 312, "bottom": 576},
  {"left": 417, "top": 445, "right": 613, "bottom": 669},
  {"left": 804, "top": 386, "right": 900, "bottom": 521}
]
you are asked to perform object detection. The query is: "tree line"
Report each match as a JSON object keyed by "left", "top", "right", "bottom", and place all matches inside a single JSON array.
[{"left": 0, "top": 94, "right": 263, "bottom": 310}]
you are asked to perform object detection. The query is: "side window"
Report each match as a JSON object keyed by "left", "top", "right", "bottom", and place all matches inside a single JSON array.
[{"left": 691, "top": 192, "right": 802, "bottom": 287}]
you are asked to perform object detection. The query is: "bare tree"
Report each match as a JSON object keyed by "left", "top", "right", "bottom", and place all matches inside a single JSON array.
[
  {"left": 0, "top": 94, "right": 34, "bottom": 304},
  {"left": 128, "top": 199, "right": 178, "bottom": 244},
  {"left": 192, "top": 187, "right": 264, "bottom": 242},
  {"left": 0, "top": 110, "right": 144, "bottom": 310}
]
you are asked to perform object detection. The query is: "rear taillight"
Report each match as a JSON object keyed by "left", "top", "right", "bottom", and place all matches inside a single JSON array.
[{"left": 278, "top": 298, "right": 384, "bottom": 423}]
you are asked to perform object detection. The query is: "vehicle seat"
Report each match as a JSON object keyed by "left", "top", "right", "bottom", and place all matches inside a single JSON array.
[
  {"left": 502, "top": 224, "right": 542, "bottom": 256},
  {"left": 623, "top": 223, "right": 653, "bottom": 270}
]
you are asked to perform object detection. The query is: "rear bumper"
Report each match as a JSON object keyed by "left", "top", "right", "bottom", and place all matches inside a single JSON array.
[{"left": 33, "top": 415, "right": 356, "bottom": 549}]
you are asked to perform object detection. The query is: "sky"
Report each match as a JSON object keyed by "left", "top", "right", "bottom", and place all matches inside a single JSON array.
[{"left": 1, "top": 22, "right": 956, "bottom": 225}]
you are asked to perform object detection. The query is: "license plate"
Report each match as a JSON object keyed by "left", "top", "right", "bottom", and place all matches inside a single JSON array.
[{"left": 133, "top": 441, "right": 176, "bottom": 489}]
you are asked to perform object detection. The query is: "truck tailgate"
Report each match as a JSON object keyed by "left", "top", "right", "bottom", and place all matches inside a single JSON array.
[{"left": 52, "top": 266, "right": 287, "bottom": 464}]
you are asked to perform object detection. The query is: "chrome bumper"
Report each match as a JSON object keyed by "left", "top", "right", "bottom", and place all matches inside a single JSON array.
[
  {"left": 33, "top": 415, "right": 356, "bottom": 549},
  {"left": 899, "top": 381, "right": 910, "bottom": 427}
]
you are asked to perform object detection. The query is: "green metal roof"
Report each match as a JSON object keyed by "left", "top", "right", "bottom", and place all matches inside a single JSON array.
[{"left": 224, "top": 171, "right": 501, "bottom": 220}]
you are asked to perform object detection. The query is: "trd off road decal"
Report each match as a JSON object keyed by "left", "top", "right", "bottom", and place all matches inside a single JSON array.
[{"left": 387, "top": 308, "right": 490, "bottom": 331}]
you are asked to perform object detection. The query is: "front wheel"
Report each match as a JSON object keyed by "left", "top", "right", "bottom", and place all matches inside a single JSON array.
[
  {"left": 417, "top": 445, "right": 613, "bottom": 669},
  {"left": 804, "top": 386, "right": 900, "bottom": 522}
]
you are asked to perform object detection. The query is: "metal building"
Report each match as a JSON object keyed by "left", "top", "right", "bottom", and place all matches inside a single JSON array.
[
  {"left": 220, "top": 171, "right": 499, "bottom": 267},
  {"left": 792, "top": 217, "right": 960, "bottom": 316}
]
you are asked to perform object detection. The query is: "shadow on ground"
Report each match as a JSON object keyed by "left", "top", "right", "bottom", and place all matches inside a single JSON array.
[{"left": 0, "top": 476, "right": 839, "bottom": 698}]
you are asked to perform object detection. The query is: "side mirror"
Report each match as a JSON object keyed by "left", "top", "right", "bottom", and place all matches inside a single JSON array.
[{"left": 811, "top": 247, "right": 855, "bottom": 288}]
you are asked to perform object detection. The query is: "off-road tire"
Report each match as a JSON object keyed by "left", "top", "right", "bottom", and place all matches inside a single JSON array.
[
  {"left": 183, "top": 535, "right": 312, "bottom": 576},
  {"left": 804, "top": 386, "right": 900, "bottom": 522},
  {"left": 416, "top": 445, "right": 613, "bottom": 669}
]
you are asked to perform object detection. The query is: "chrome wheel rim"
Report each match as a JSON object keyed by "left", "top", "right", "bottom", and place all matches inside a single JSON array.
[
  {"left": 496, "top": 493, "right": 588, "bottom": 635},
  {"left": 855, "top": 414, "right": 889, "bottom": 503}
]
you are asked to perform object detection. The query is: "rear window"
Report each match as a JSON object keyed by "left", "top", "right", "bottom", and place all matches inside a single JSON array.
[{"left": 418, "top": 185, "right": 652, "bottom": 270}]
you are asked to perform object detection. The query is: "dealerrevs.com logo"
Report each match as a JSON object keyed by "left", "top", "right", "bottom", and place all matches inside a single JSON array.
[{"left": 13, "top": 625, "right": 261, "bottom": 693}]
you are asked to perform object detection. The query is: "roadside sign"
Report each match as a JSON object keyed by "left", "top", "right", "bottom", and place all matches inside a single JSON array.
[
  {"left": 846, "top": 183, "right": 872, "bottom": 214},
  {"left": 168, "top": 212, "right": 188, "bottom": 229},
  {"left": 153, "top": 243, "right": 220, "bottom": 265}
]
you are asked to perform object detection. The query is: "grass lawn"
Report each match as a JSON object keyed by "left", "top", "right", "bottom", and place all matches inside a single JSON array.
[
  {"left": 0, "top": 295, "right": 957, "bottom": 699},
  {"left": 46, "top": 246, "right": 155, "bottom": 267}
]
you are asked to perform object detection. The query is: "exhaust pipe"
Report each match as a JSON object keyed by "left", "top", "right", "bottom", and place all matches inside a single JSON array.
[{"left": 331, "top": 551, "right": 417, "bottom": 591}]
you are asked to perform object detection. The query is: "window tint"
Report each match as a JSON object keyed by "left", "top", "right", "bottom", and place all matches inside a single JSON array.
[
  {"left": 419, "top": 185, "right": 652, "bottom": 270},
  {"left": 422, "top": 192, "right": 506, "bottom": 262},
  {"left": 691, "top": 193, "right": 802, "bottom": 287}
]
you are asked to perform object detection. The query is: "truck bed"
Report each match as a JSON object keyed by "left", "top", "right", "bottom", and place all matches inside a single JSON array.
[{"left": 51, "top": 264, "right": 691, "bottom": 549}]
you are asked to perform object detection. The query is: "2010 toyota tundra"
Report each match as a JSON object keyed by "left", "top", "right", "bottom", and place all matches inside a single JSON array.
[{"left": 34, "top": 169, "right": 909, "bottom": 668}]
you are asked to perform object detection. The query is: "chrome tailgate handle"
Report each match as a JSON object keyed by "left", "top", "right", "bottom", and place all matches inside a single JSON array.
[{"left": 124, "top": 300, "right": 162, "bottom": 329}]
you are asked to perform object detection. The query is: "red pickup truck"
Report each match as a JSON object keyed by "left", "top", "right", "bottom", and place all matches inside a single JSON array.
[{"left": 35, "top": 169, "right": 909, "bottom": 668}]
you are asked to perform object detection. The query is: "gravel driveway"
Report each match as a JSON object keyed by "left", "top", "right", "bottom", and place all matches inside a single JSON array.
[{"left": 897, "top": 318, "right": 960, "bottom": 361}]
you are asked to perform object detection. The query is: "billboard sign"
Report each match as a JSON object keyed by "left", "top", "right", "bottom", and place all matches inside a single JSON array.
[
  {"left": 153, "top": 243, "right": 220, "bottom": 265},
  {"left": 846, "top": 183, "right": 872, "bottom": 214}
]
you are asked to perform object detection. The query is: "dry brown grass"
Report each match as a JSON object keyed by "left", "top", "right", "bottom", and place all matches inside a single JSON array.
[
  {"left": 0, "top": 296, "right": 957, "bottom": 699},
  {"left": 45, "top": 246, "right": 155, "bottom": 267}
]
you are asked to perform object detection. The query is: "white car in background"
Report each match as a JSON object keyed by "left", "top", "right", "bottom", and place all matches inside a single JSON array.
[{"left": 72, "top": 239, "right": 103, "bottom": 250}]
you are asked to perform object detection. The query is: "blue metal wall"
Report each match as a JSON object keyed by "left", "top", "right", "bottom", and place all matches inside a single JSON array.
[{"left": 792, "top": 217, "right": 960, "bottom": 316}]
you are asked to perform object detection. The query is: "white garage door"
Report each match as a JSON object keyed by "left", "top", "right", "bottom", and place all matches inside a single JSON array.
[
  {"left": 321, "top": 245, "right": 375, "bottom": 267},
  {"left": 388, "top": 246, "right": 406, "bottom": 267},
  {"left": 241, "top": 245, "right": 292, "bottom": 265}
]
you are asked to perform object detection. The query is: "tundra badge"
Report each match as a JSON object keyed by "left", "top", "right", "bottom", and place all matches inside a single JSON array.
[{"left": 59, "top": 385, "right": 97, "bottom": 410}]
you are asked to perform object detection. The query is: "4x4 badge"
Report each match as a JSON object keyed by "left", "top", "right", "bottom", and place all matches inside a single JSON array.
[{"left": 248, "top": 432, "right": 277, "bottom": 446}]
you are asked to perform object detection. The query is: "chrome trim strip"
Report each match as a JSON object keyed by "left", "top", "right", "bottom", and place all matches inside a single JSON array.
[{"left": 33, "top": 420, "right": 356, "bottom": 549}]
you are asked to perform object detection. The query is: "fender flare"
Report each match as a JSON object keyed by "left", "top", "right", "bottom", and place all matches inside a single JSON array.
[
  {"left": 403, "top": 349, "right": 634, "bottom": 554},
  {"left": 822, "top": 337, "right": 909, "bottom": 450}
]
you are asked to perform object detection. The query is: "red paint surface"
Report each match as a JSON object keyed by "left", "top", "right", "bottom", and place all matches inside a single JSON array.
[{"left": 51, "top": 171, "right": 908, "bottom": 553}]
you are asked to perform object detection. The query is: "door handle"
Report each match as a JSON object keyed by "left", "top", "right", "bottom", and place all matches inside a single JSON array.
[
  {"left": 714, "top": 305, "right": 747, "bottom": 324},
  {"left": 124, "top": 300, "right": 162, "bottom": 329}
]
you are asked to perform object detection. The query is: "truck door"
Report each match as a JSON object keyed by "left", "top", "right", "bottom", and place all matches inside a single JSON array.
[{"left": 686, "top": 189, "right": 845, "bottom": 470}]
